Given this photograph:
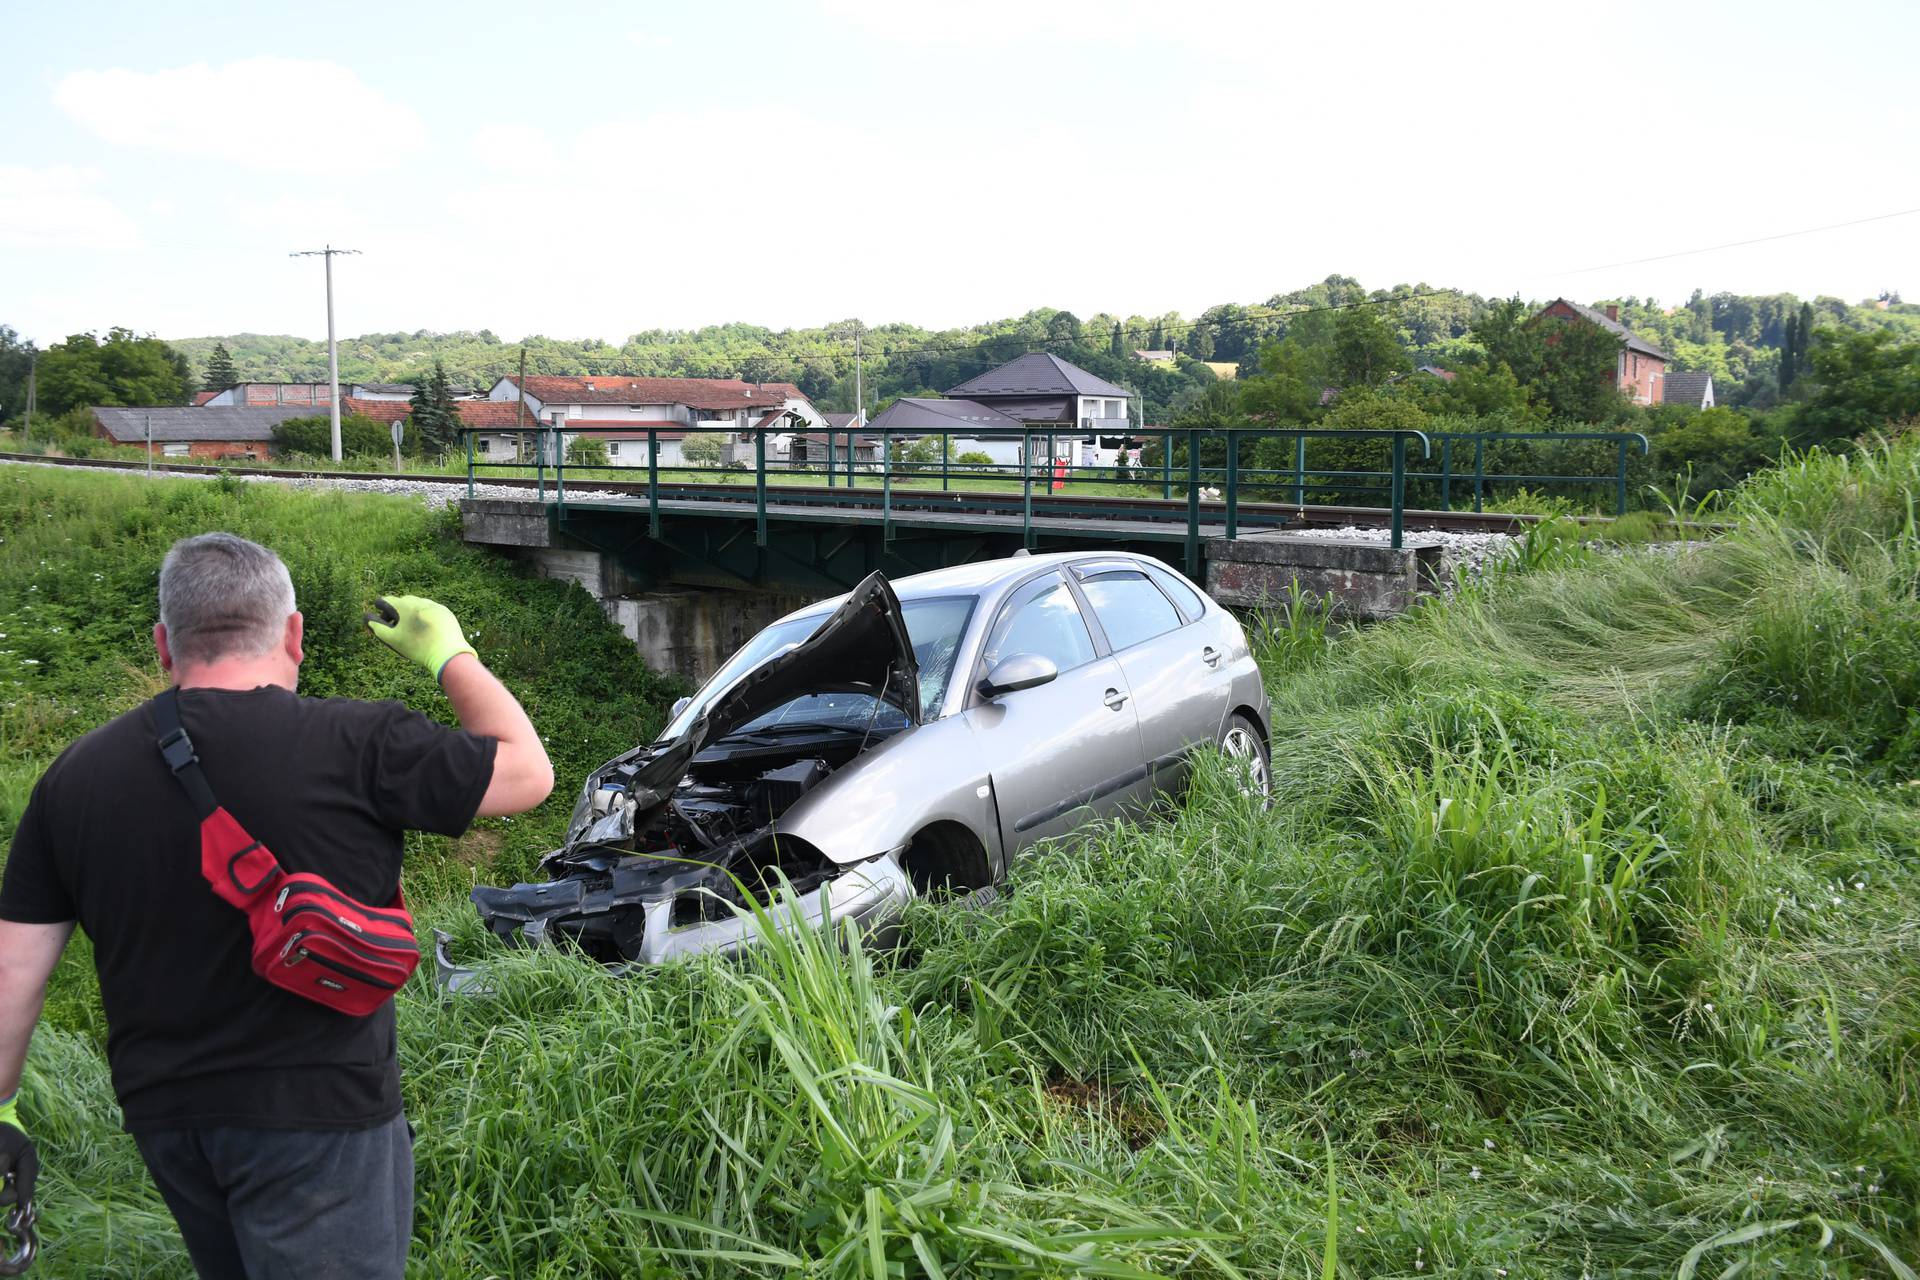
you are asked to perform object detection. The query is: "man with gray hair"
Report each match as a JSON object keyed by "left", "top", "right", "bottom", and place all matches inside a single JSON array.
[{"left": 0, "top": 531, "right": 554, "bottom": 1277}]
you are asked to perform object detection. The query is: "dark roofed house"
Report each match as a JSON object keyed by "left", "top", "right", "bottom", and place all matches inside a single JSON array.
[
  {"left": 1534, "top": 299, "right": 1670, "bottom": 405},
  {"left": 945, "top": 352, "right": 1133, "bottom": 428},
  {"left": 91, "top": 405, "right": 318, "bottom": 459},
  {"left": 865, "top": 353, "right": 1139, "bottom": 471},
  {"left": 1663, "top": 370, "right": 1714, "bottom": 411},
  {"left": 868, "top": 398, "right": 1023, "bottom": 432}
]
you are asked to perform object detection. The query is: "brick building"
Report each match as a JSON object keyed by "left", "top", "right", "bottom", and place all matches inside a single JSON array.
[{"left": 1535, "top": 299, "right": 1669, "bottom": 405}]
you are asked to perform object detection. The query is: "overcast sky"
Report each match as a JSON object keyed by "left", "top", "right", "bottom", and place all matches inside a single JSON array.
[{"left": 3, "top": 0, "right": 1915, "bottom": 346}]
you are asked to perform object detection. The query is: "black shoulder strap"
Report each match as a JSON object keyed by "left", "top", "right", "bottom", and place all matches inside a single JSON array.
[{"left": 153, "top": 688, "right": 219, "bottom": 820}]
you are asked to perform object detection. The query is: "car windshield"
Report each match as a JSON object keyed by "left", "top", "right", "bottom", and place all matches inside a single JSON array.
[{"left": 662, "top": 595, "right": 974, "bottom": 741}]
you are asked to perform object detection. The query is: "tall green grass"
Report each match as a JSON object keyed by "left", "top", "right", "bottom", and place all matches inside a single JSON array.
[{"left": 5, "top": 441, "right": 1919, "bottom": 1277}]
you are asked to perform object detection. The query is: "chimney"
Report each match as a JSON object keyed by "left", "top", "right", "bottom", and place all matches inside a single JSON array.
[
  {"left": 585, "top": 381, "right": 595, "bottom": 391},
  {"left": 1603, "top": 304, "right": 1619, "bottom": 323}
]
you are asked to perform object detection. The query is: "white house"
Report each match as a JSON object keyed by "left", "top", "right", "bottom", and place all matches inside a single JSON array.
[
  {"left": 866, "top": 353, "right": 1140, "bottom": 470},
  {"left": 485, "top": 374, "right": 824, "bottom": 465}
]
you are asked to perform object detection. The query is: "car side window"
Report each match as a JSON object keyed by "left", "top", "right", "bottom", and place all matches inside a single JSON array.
[
  {"left": 1076, "top": 569, "right": 1183, "bottom": 651},
  {"left": 981, "top": 574, "right": 1096, "bottom": 674},
  {"left": 1144, "top": 565, "right": 1206, "bottom": 621}
]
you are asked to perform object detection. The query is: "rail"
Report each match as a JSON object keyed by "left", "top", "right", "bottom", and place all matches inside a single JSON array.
[{"left": 460, "top": 423, "right": 1645, "bottom": 565}]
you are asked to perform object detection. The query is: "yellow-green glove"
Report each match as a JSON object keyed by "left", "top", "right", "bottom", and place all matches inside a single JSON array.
[
  {"left": 0, "top": 1090, "right": 35, "bottom": 1214},
  {"left": 365, "top": 595, "right": 478, "bottom": 680}
]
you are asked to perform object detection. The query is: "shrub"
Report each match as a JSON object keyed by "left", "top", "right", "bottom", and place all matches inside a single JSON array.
[
  {"left": 565, "top": 435, "right": 608, "bottom": 467},
  {"left": 270, "top": 412, "right": 405, "bottom": 458},
  {"left": 680, "top": 432, "right": 724, "bottom": 466}
]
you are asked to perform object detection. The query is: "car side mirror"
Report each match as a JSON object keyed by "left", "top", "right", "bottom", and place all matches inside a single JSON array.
[
  {"left": 979, "top": 653, "right": 1058, "bottom": 698},
  {"left": 670, "top": 696, "right": 691, "bottom": 719}
]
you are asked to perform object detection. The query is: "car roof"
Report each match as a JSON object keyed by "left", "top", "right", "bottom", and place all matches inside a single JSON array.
[
  {"left": 890, "top": 551, "right": 1088, "bottom": 599},
  {"left": 772, "top": 551, "right": 1167, "bottom": 628}
]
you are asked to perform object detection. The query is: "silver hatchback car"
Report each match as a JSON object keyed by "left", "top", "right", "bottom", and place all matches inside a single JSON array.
[{"left": 441, "top": 550, "right": 1270, "bottom": 980}]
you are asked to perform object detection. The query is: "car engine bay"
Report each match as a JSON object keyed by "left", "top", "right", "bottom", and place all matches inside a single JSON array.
[{"left": 469, "top": 572, "right": 922, "bottom": 964}]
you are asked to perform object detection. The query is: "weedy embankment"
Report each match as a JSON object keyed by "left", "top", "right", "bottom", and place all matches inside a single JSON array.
[{"left": 4, "top": 444, "right": 1917, "bottom": 1277}]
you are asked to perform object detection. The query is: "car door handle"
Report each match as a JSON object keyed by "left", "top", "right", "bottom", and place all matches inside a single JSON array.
[
  {"left": 1201, "top": 646, "right": 1221, "bottom": 667},
  {"left": 1103, "top": 688, "right": 1128, "bottom": 711}
]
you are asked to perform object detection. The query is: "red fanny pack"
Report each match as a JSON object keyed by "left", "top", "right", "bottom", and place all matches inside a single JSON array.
[{"left": 154, "top": 688, "right": 419, "bottom": 1016}]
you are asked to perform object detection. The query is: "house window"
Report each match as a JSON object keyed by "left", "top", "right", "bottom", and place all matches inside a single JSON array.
[
  {"left": 608, "top": 442, "right": 622, "bottom": 457},
  {"left": 477, "top": 438, "right": 491, "bottom": 454},
  {"left": 162, "top": 443, "right": 191, "bottom": 458}
]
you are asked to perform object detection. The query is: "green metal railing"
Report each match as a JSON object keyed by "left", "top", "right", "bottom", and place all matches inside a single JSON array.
[
  {"left": 1422, "top": 431, "right": 1650, "bottom": 515},
  {"left": 461, "top": 423, "right": 1645, "bottom": 572}
]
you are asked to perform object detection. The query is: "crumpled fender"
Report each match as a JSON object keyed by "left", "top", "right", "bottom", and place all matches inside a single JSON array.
[{"left": 777, "top": 714, "right": 1003, "bottom": 873}]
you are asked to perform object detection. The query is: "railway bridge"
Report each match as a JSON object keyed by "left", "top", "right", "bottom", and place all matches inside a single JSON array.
[{"left": 456, "top": 423, "right": 1647, "bottom": 677}]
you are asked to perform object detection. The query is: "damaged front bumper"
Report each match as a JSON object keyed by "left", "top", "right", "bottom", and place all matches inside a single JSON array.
[{"left": 432, "top": 851, "right": 915, "bottom": 991}]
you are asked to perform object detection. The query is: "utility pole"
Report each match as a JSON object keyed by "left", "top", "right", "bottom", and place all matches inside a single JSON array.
[
  {"left": 22, "top": 353, "right": 35, "bottom": 440},
  {"left": 145, "top": 412, "right": 153, "bottom": 477},
  {"left": 515, "top": 346, "right": 530, "bottom": 464},
  {"left": 853, "top": 324, "right": 864, "bottom": 426},
  {"left": 290, "top": 244, "right": 360, "bottom": 461}
]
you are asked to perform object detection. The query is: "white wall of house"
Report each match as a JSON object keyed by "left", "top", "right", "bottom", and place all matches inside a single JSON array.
[
  {"left": 781, "top": 397, "right": 826, "bottom": 431},
  {"left": 600, "top": 437, "right": 688, "bottom": 467},
  {"left": 486, "top": 379, "right": 548, "bottom": 418},
  {"left": 1076, "top": 395, "right": 1130, "bottom": 424}
]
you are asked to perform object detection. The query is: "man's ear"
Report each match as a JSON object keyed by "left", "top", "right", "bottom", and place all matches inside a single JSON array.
[
  {"left": 284, "top": 611, "right": 305, "bottom": 667},
  {"left": 154, "top": 622, "right": 175, "bottom": 674}
]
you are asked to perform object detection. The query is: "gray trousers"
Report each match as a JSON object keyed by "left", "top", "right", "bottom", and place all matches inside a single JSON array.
[{"left": 133, "top": 1113, "right": 412, "bottom": 1280}]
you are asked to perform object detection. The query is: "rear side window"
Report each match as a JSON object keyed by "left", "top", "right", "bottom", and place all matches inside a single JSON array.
[
  {"left": 981, "top": 574, "right": 1096, "bottom": 674},
  {"left": 1077, "top": 569, "right": 1182, "bottom": 651},
  {"left": 1144, "top": 565, "right": 1206, "bottom": 621}
]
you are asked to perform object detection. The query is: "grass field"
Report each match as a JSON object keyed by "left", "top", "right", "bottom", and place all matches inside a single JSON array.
[{"left": 2, "top": 439, "right": 1917, "bottom": 1276}]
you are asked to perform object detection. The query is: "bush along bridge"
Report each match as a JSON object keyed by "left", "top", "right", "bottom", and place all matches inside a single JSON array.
[{"left": 455, "top": 423, "right": 1647, "bottom": 676}]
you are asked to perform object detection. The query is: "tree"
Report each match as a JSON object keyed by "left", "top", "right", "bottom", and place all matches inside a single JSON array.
[
  {"left": 1329, "top": 306, "right": 1409, "bottom": 388},
  {"left": 203, "top": 342, "right": 239, "bottom": 392},
  {"left": 34, "top": 328, "right": 191, "bottom": 415},
  {"left": 739, "top": 353, "right": 784, "bottom": 384},
  {"left": 1240, "top": 337, "right": 1328, "bottom": 424},
  {"left": 408, "top": 360, "right": 459, "bottom": 453},
  {"left": 1109, "top": 322, "right": 1126, "bottom": 359},
  {"left": 1796, "top": 302, "right": 1816, "bottom": 384},
  {"left": 1472, "top": 300, "right": 1624, "bottom": 421},
  {"left": 1793, "top": 330, "right": 1920, "bottom": 445},
  {"left": 1779, "top": 310, "right": 1801, "bottom": 393},
  {"left": 0, "top": 326, "right": 35, "bottom": 426},
  {"left": 681, "top": 432, "right": 725, "bottom": 466},
  {"left": 1651, "top": 407, "right": 1764, "bottom": 492},
  {"left": 1045, "top": 311, "right": 1083, "bottom": 345}
]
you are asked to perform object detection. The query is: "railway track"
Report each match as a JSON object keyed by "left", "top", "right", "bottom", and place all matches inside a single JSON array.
[{"left": 0, "top": 451, "right": 1547, "bottom": 535}]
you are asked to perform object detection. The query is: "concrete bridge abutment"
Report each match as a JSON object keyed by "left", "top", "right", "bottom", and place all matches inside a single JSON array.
[
  {"left": 1204, "top": 532, "right": 1444, "bottom": 621},
  {"left": 458, "top": 498, "right": 806, "bottom": 681}
]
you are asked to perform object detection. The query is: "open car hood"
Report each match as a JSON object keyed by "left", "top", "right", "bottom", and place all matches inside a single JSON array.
[{"left": 611, "top": 571, "right": 920, "bottom": 815}]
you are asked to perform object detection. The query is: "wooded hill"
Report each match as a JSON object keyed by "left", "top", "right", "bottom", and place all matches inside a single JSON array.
[{"left": 162, "top": 278, "right": 1919, "bottom": 424}]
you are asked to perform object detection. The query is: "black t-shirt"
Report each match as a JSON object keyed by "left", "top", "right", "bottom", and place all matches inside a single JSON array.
[{"left": 0, "top": 685, "right": 496, "bottom": 1132}]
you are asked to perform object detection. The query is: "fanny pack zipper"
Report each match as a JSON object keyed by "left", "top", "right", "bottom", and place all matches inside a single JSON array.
[
  {"left": 279, "top": 904, "right": 416, "bottom": 950},
  {"left": 273, "top": 881, "right": 409, "bottom": 929}
]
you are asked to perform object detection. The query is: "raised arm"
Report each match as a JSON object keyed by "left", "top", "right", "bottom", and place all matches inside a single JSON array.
[
  {"left": 366, "top": 595, "right": 554, "bottom": 818},
  {"left": 439, "top": 653, "right": 555, "bottom": 816}
]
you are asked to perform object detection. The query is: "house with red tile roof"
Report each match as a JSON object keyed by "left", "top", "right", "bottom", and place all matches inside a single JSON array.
[{"left": 482, "top": 374, "right": 826, "bottom": 467}]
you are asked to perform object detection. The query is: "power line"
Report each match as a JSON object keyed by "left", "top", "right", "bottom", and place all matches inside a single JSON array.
[
  {"left": 251, "top": 203, "right": 1920, "bottom": 389},
  {"left": 469, "top": 288, "right": 1467, "bottom": 382},
  {"left": 1548, "top": 206, "right": 1920, "bottom": 278}
]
